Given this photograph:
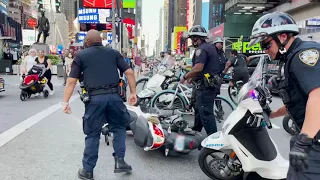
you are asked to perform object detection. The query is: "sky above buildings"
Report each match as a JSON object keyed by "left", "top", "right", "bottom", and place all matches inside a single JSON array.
[{"left": 141, "top": 0, "right": 163, "bottom": 55}]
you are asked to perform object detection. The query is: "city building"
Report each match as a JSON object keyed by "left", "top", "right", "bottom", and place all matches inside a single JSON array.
[
  {"left": 8, "top": 0, "right": 21, "bottom": 24},
  {"left": 158, "top": 7, "right": 163, "bottom": 52},
  {"left": 61, "top": 0, "right": 75, "bottom": 36},
  {"left": 174, "top": 0, "right": 186, "bottom": 26},
  {"left": 163, "top": 0, "right": 169, "bottom": 51}
]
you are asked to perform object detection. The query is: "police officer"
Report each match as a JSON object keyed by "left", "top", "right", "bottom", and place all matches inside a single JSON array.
[
  {"left": 211, "top": 37, "right": 227, "bottom": 76},
  {"left": 248, "top": 12, "right": 320, "bottom": 179},
  {"left": 180, "top": 25, "right": 220, "bottom": 135},
  {"left": 62, "top": 30, "right": 137, "bottom": 180},
  {"left": 212, "top": 37, "right": 227, "bottom": 112}
]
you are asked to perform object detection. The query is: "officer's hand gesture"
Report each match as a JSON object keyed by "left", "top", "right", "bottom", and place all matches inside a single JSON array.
[{"left": 129, "top": 93, "right": 137, "bottom": 105}]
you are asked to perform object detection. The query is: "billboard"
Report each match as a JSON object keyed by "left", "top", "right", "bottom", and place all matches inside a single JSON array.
[
  {"left": 173, "top": 26, "right": 187, "bottom": 50},
  {"left": 22, "top": 29, "right": 37, "bottom": 45},
  {"left": 78, "top": 8, "right": 111, "bottom": 24},
  {"left": 83, "top": 0, "right": 136, "bottom": 9}
]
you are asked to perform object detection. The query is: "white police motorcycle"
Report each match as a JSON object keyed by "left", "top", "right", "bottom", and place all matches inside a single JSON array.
[{"left": 198, "top": 56, "right": 288, "bottom": 180}]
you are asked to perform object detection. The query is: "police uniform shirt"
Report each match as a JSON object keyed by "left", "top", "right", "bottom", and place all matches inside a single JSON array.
[
  {"left": 287, "top": 38, "right": 320, "bottom": 95},
  {"left": 216, "top": 49, "right": 227, "bottom": 72},
  {"left": 192, "top": 42, "right": 220, "bottom": 78},
  {"left": 69, "top": 43, "right": 130, "bottom": 88}
]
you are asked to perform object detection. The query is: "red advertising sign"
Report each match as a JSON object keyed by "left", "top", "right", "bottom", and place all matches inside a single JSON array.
[
  {"left": 176, "top": 32, "right": 183, "bottom": 54},
  {"left": 186, "top": 0, "right": 189, "bottom": 30},
  {"left": 83, "top": 0, "right": 122, "bottom": 9},
  {"left": 27, "top": 18, "right": 37, "bottom": 28},
  {"left": 208, "top": 23, "right": 224, "bottom": 42}
]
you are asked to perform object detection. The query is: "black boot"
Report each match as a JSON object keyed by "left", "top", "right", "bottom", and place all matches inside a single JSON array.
[
  {"left": 114, "top": 156, "right": 132, "bottom": 173},
  {"left": 78, "top": 168, "right": 94, "bottom": 180}
]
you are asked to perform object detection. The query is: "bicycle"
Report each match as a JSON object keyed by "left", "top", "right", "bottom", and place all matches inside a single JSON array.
[
  {"left": 228, "top": 80, "right": 244, "bottom": 105},
  {"left": 150, "top": 82, "right": 236, "bottom": 123}
]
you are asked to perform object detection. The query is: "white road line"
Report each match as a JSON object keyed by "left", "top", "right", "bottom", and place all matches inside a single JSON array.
[
  {"left": 0, "top": 94, "right": 79, "bottom": 148},
  {"left": 271, "top": 123, "right": 280, "bottom": 129}
]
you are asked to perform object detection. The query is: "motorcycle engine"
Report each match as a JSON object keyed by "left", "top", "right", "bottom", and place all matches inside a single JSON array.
[{"left": 170, "top": 115, "right": 188, "bottom": 132}]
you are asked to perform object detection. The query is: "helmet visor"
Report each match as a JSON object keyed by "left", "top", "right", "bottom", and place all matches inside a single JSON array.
[{"left": 248, "top": 32, "right": 269, "bottom": 48}]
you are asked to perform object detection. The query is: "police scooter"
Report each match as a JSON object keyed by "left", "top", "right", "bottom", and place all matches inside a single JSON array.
[
  {"left": 198, "top": 56, "right": 288, "bottom": 180},
  {"left": 127, "top": 105, "right": 205, "bottom": 156}
]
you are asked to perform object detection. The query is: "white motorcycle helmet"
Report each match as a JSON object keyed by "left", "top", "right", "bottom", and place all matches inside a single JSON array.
[
  {"left": 144, "top": 121, "right": 165, "bottom": 151},
  {"left": 212, "top": 37, "right": 223, "bottom": 44},
  {"left": 248, "top": 12, "right": 299, "bottom": 50}
]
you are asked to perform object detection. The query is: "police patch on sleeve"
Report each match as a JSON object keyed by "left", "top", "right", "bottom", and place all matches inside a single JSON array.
[
  {"left": 195, "top": 49, "right": 202, "bottom": 57},
  {"left": 298, "top": 49, "right": 319, "bottom": 66}
]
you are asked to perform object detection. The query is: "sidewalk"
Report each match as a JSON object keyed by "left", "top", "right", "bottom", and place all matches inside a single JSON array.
[{"left": 0, "top": 99, "right": 208, "bottom": 180}]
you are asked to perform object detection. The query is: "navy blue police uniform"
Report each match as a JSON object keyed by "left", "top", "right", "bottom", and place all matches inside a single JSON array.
[
  {"left": 192, "top": 42, "right": 220, "bottom": 135},
  {"left": 217, "top": 49, "right": 227, "bottom": 75},
  {"left": 69, "top": 42, "right": 130, "bottom": 173},
  {"left": 277, "top": 38, "right": 320, "bottom": 179}
]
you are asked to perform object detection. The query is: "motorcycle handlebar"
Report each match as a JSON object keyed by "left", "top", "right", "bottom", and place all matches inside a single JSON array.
[{"left": 262, "top": 112, "right": 272, "bottom": 129}]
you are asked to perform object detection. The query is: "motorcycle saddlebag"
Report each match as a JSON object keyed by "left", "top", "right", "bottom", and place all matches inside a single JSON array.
[{"left": 129, "top": 115, "right": 152, "bottom": 147}]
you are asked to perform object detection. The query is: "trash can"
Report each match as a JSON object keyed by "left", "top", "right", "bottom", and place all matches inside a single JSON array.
[
  {"left": 0, "top": 60, "right": 13, "bottom": 74},
  {"left": 57, "top": 64, "right": 65, "bottom": 77}
]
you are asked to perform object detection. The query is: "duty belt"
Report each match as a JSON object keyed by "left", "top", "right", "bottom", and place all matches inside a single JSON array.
[{"left": 88, "top": 87, "right": 118, "bottom": 96}]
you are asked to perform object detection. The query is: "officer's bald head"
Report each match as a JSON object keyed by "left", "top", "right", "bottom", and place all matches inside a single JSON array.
[{"left": 85, "top": 30, "right": 102, "bottom": 47}]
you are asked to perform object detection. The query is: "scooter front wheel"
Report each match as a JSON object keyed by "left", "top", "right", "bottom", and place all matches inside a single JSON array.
[{"left": 198, "top": 148, "right": 243, "bottom": 180}]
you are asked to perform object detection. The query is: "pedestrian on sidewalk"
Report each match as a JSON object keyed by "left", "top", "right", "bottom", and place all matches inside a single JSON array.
[
  {"left": 35, "top": 49, "right": 54, "bottom": 95},
  {"left": 21, "top": 48, "right": 37, "bottom": 79},
  {"left": 62, "top": 29, "right": 137, "bottom": 180}
]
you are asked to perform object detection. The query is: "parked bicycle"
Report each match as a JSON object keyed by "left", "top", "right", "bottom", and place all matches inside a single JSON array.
[{"left": 150, "top": 82, "right": 236, "bottom": 123}]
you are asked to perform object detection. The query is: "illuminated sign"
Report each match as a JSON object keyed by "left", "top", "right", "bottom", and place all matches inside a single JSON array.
[
  {"left": 232, "top": 36, "right": 263, "bottom": 54},
  {"left": 83, "top": 0, "right": 136, "bottom": 9},
  {"left": 78, "top": 8, "right": 111, "bottom": 24}
]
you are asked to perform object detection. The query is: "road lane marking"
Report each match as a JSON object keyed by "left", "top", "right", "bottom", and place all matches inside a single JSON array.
[
  {"left": 0, "top": 94, "right": 79, "bottom": 148},
  {"left": 271, "top": 123, "right": 280, "bottom": 129}
]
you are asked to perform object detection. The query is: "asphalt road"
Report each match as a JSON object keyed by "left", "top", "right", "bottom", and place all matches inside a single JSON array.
[{"left": 0, "top": 75, "right": 292, "bottom": 180}]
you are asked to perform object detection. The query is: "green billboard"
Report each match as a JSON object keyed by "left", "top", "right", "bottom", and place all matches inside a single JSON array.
[
  {"left": 123, "top": 0, "right": 136, "bottom": 8},
  {"left": 232, "top": 36, "right": 263, "bottom": 54}
]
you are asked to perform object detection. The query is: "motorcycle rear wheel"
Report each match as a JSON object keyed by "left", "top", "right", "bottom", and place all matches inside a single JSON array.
[{"left": 198, "top": 148, "right": 243, "bottom": 180}]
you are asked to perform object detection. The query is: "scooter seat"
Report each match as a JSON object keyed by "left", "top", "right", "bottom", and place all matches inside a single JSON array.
[{"left": 128, "top": 109, "right": 138, "bottom": 124}]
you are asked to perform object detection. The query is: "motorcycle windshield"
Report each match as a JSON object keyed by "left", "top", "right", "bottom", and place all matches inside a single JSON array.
[{"left": 237, "top": 56, "right": 264, "bottom": 104}]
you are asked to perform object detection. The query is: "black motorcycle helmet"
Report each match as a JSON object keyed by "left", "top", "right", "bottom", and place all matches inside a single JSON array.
[{"left": 188, "top": 25, "right": 208, "bottom": 47}]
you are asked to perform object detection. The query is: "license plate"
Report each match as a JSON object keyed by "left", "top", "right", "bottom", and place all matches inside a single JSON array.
[
  {"left": 174, "top": 135, "right": 185, "bottom": 152},
  {"left": 0, "top": 83, "right": 3, "bottom": 89}
]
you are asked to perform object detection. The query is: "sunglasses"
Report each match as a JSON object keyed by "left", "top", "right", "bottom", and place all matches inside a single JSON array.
[{"left": 260, "top": 39, "right": 273, "bottom": 50}]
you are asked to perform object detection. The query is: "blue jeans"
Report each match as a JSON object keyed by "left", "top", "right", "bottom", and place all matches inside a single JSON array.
[{"left": 82, "top": 94, "right": 130, "bottom": 172}]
